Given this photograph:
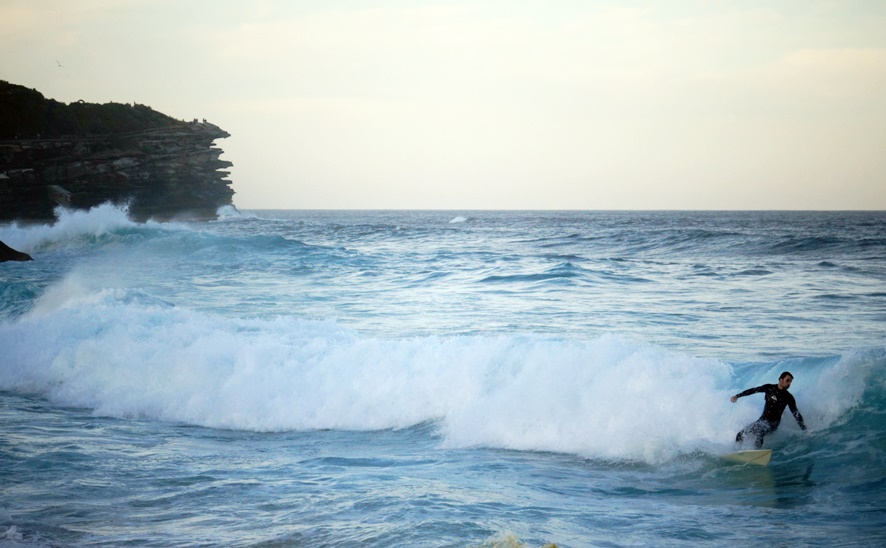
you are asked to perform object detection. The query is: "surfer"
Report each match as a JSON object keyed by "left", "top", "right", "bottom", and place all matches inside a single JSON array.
[{"left": 730, "top": 371, "right": 807, "bottom": 449}]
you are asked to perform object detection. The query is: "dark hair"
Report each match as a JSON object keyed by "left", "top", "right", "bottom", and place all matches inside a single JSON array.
[{"left": 779, "top": 371, "right": 794, "bottom": 380}]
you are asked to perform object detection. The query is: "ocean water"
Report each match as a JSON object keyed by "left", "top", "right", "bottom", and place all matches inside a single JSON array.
[{"left": 1, "top": 206, "right": 884, "bottom": 547}]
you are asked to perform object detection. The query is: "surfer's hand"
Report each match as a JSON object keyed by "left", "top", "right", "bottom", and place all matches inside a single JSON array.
[{"left": 730, "top": 396, "right": 738, "bottom": 403}]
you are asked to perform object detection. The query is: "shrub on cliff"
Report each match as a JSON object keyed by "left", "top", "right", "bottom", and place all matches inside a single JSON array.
[{"left": 0, "top": 80, "right": 185, "bottom": 139}]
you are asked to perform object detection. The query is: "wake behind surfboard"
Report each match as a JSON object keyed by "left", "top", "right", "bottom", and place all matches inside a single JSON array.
[{"left": 723, "top": 449, "right": 772, "bottom": 465}]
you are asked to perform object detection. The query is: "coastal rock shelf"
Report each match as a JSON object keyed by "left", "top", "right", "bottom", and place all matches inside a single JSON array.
[{"left": 0, "top": 81, "right": 234, "bottom": 222}]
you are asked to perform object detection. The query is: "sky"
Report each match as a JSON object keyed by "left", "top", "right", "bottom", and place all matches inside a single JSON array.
[{"left": 2, "top": 0, "right": 885, "bottom": 210}]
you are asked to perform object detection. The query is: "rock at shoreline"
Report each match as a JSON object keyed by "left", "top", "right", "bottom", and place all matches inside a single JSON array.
[
  {"left": 0, "top": 240, "right": 32, "bottom": 262},
  {"left": 0, "top": 81, "right": 234, "bottom": 222}
]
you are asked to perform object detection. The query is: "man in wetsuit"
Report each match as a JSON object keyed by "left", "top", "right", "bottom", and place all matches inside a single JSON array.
[{"left": 730, "top": 371, "right": 807, "bottom": 448}]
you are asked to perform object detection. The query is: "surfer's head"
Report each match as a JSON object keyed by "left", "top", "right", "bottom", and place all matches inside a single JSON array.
[{"left": 778, "top": 371, "right": 794, "bottom": 390}]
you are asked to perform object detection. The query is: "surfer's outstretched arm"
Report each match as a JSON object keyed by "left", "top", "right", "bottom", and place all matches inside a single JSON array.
[{"left": 730, "top": 385, "right": 765, "bottom": 403}]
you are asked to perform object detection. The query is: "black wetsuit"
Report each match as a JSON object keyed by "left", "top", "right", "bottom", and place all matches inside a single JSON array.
[{"left": 734, "top": 384, "right": 807, "bottom": 448}]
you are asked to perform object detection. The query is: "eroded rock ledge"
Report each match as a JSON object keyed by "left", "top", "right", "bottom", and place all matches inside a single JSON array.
[{"left": 0, "top": 81, "right": 234, "bottom": 222}]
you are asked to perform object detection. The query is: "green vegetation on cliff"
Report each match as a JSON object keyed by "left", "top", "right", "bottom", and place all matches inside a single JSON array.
[{"left": 1, "top": 81, "right": 185, "bottom": 139}]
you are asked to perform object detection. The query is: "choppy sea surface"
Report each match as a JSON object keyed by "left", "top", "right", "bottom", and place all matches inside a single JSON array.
[{"left": 1, "top": 207, "right": 884, "bottom": 547}]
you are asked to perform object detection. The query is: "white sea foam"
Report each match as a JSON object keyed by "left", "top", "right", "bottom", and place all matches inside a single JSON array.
[
  {"left": 0, "top": 202, "right": 156, "bottom": 252},
  {"left": 1, "top": 277, "right": 872, "bottom": 464},
  {"left": 449, "top": 216, "right": 468, "bottom": 224},
  {"left": 215, "top": 205, "right": 244, "bottom": 219},
  {"left": 1, "top": 525, "right": 23, "bottom": 542}
]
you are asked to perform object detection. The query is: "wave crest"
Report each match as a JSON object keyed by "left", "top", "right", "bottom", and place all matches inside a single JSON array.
[{"left": 3, "top": 286, "right": 880, "bottom": 464}]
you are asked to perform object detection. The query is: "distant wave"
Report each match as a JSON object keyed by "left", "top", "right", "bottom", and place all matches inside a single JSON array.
[
  {"left": 0, "top": 201, "right": 319, "bottom": 264},
  {"left": 479, "top": 262, "right": 584, "bottom": 284},
  {"left": 0, "top": 203, "right": 140, "bottom": 253}
]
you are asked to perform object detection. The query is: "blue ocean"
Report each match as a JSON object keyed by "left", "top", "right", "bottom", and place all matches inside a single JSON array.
[{"left": 1, "top": 207, "right": 884, "bottom": 547}]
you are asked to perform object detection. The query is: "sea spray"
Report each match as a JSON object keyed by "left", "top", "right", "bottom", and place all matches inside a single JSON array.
[
  {"left": 0, "top": 203, "right": 139, "bottom": 253},
  {"left": 440, "top": 335, "right": 736, "bottom": 463}
]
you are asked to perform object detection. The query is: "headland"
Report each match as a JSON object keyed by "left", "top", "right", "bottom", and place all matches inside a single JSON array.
[{"left": 0, "top": 81, "right": 234, "bottom": 222}]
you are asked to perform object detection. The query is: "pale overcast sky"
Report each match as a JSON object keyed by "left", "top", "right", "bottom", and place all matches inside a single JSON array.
[{"left": 2, "top": 0, "right": 885, "bottom": 210}]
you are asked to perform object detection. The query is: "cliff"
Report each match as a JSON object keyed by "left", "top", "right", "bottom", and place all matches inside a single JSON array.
[{"left": 0, "top": 81, "right": 234, "bottom": 222}]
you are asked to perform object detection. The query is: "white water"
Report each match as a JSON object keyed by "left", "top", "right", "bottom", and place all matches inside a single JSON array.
[{"left": 1, "top": 279, "right": 873, "bottom": 465}]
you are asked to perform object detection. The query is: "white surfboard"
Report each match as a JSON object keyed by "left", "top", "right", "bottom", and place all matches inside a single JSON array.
[{"left": 723, "top": 449, "right": 772, "bottom": 465}]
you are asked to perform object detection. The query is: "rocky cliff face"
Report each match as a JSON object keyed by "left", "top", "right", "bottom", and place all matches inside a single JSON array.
[{"left": 0, "top": 81, "right": 234, "bottom": 222}]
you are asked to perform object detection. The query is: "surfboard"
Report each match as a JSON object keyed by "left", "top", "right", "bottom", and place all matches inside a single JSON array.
[{"left": 723, "top": 449, "right": 772, "bottom": 465}]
